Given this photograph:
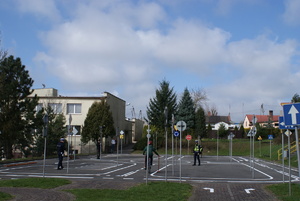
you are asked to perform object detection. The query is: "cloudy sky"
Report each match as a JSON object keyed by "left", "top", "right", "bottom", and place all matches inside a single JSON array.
[{"left": 0, "top": 0, "right": 300, "bottom": 123}]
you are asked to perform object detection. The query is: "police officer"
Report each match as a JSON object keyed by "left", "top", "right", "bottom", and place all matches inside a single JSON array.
[
  {"left": 57, "top": 138, "right": 65, "bottom": 170},
  {"left": 193, "top": 140, "right": 202, "bottom": 166}
]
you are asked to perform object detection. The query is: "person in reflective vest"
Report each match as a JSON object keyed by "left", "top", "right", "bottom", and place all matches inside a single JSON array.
[{"left": 193, "top": 140, "right": 202, "bottom": 166}]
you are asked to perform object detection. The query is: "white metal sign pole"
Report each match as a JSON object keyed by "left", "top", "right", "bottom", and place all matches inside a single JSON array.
[
  {"left": 217, "top": 130, "right": 219, "bottom": 161},
  {"left": 67, "top": 114, "right": 72, "bottom": 174},
  {"left": 172, "top": 114, "right": 174, "bottom": 176},
  {"left": 282, "top": 131, "right": 285, "bottom": 183},
  {"left": 164, "top": 107, "right": 168, "bottom": 182},
  {"left": 288, "top": 130, "right": 291, "bottom": 196},
  {"left": 295, "top": 126, "right": 300, "bottom": 178},
  {"left": 179, "top": 121, "right": 182, "bottom": 183},
  {"left": 146, "top": 125, "right": 151, "bottom": 185}
]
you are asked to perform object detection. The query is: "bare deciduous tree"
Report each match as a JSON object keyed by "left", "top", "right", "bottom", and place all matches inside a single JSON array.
[
  {"left": 190, "top": 87, "right": 208, "bottom": 110},
  {"left": 0, "top": 37, "right": 8, "bottom": 62}
]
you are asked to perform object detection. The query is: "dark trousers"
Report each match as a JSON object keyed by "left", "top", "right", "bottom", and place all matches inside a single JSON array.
[
  {"left": 145, "top": 155, "right": 153, "bottom": 167},
  {"left": 58, "top": 153, "right": 63, "bottom": 169},
  {"left": 97, "top": 149, "right": 100, "bottom": 159},
  {"left": 193, "top": 152, "right": 200, "bottom": 165}
]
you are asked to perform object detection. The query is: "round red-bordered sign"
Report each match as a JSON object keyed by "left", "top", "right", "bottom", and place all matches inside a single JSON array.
[{"left": 186, "top": 135, "right": 192, "bottom": 141}]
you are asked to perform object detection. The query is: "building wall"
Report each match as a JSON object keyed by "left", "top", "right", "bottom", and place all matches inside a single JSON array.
[{"left": 30, "top": 88, "right": 137, "bottom": 154}]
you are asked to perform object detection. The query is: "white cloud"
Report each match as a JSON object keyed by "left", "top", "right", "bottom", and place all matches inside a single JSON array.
[
  {"left": 283, "top": 0, "right": 300, "bottom": 26},
  {"left": 31, "top": 0, "right": 300, "bottom": 122},
  {"left": 14, "top": 0, "right": 61, "bottom": 22},
  {"left": 149, "top": 19, "right": 231, "bottom": 72},
  {"left": 209, "top": 36, "right": 299, "bottom": 121}
]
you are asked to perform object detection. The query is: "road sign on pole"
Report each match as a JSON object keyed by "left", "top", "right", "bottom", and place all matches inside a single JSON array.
[
  {"left": 279, "top": 116, "right": 295, "bottom": 130},
  {"left": 176, "top": 121, "right": 186, "bottom": 132},
  {"left": 186, "top": 135, "right": 192, "bottom": 141},
  {"left": 173, "top": 131, "right": 180, "bottom": 137},
  {"left": 282, "top": 103, "right": 300, "bottom": 178},
  {"left": 283, "top": 103, "right": 300, "bottom": 126}
]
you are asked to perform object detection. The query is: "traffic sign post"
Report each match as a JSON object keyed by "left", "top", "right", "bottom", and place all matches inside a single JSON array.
[
  {"left": 146, "top": 125, "right": 151, "bottom": 185},
  {"left": 286, "top": 130, "right": 292, "bottom": 196},
  {"left": 279, "top": 116, "right": 295, "bottom": 130},
  {"left": 120, "top": 130, "right": 124, "bottom": 155},
  {"left": 42, "top": 114, "right": 49, "bottom": 177},
  {"left": 174, "top": 131, "right": 180, "bottom": 137},
  {"left": 67, "top": 114, "right": 72, "bottom": 174},
  {"left": 186, "top": 135, "right": 192, "bottom": 154},
  {"left": 176, "top": 120, "right": 186, "bottom": 183},
  {"left": 73, "top": 127, "right": 78, "bottom": 161},
  {"left": 248, "top": 115, "right": 257, "bottom": 179},
  {"left": 228, "top": 132, "right": 235, "bottom": 162},
  {"left": 268, "top": 135, "right": 274, "bottom": 159},
  {"left": 282, "top": 103, "right": 300, "bottom": 178}
]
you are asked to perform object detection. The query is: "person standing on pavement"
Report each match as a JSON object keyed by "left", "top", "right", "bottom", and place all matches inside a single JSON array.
[
  {"left": 96, "top": 139, "right": 101, "bottom": 159},
  {"left": 193, "top": 140, "right": 202, "bottom": 166},
  {"left": 111, "top": 138, "right": 116, "bottom": 153},
  {"left": 57, "top": 138, "right": 65, "bottom": 170},
  {"left": 143, "top": 141, "right": 159, "bottom": 169}
]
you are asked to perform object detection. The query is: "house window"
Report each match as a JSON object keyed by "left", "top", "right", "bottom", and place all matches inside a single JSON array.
[
  {"left": 67, "top": 104, "right": 81, "bottom": 114},
  {"left": 48, "top": 103, "right": 62, "bottom": 114},
  {"left": 35, "top": 103, "right": 43, "bottom": 112}
]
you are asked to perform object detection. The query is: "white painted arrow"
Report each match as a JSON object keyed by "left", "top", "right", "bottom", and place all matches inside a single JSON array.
[
  {"left": 203, "top": 188, "right": 214, "bottom": 193},
  {"left": 245, "top": 188, "right": 255, "bottom": 194},
  {"left": 288, "top": 105, "right": 299, "bottom": 125}
]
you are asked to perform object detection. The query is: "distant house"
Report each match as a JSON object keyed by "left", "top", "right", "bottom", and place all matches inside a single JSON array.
[
  {"left": 206, "top": 115, "right": 235, "bottom": 130},
  {"left": 243, "top": 110, "right": 280, "bottom": 129}
]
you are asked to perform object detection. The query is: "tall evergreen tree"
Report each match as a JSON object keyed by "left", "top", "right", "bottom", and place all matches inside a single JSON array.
[
  {"left": 146, "top": 80, "right": 177, "bottom": 132},
  {"left": 195, "top": 106, "right": 207, "bottom": 139},
  {"left": 177, "top": 88, "right": 195, "bottom": 131},
  {"left": 0, "top": 56, "right": 38, "bottom": 159},
  {"left": 81, "top": 101, "right": 115, "bottom": 144}
]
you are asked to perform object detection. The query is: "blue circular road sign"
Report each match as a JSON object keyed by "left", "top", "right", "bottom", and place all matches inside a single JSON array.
[{"left": 174, "top": 131, "right": 180, "bottom": 137}]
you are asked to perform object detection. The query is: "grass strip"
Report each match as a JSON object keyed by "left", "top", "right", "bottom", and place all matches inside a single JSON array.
[
  {"left": 0, "top": 178, "right": 71, "bottom": 189},
  {"left": 266, "top": 183, "right": 300, "bottom": 201},
  {"left": 0, "top": 191, "right": 14, "bottom": 201},
  {"left": 66, "top": 182, "right": 192, "bottom": 201}
]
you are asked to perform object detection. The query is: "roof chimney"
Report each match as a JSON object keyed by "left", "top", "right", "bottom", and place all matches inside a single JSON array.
[{"left": 269, "top": 110, "right": 273, "bottom": 121}]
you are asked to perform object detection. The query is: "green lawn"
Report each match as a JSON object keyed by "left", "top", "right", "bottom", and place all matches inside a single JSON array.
[
  {"left": 0, "top": 177, "right": 71, "bottom": 189},
  {"left": 266, "top": 183, "right": 300, "bottom": 201},
  {"left": 0, "top": 178, "right": 192, "bottom": 201},
  {"left": 66, "top": 182, "right": 192, "bottom": 201}
]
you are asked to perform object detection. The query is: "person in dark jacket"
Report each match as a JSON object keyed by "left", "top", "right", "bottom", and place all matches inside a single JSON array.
[
  {"left": 143, "top": 141, "right": 159, "bottom": 169},
  {"left": 96, "top": 139, "right": 101, "bottom": 159},
  {"left": 193, "top": 140, "right": 203, "bottom": 166},
  {"left": 57, "top": 138, "right": 65, "bottom": 170}
]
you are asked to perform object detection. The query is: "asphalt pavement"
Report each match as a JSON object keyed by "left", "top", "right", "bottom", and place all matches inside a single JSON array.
[{"left": 0, "top": 144, "right": 297, "bottom": 200}]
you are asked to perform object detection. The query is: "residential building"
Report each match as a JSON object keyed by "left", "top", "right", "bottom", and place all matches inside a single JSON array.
[
  {"left": 29, "top": 88, "right": 143, "bottom": 154},
  {"left": 243, "top": 110, "right": 280, "bottom": 129}
]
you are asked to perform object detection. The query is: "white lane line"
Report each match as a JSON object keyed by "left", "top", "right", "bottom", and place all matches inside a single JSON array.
[
  {"left": 102, "top": 163, "right": 137, "bottom": 175},
  {"left": 4, "top": 174, "right": 94, "bottom": 179},
  {"left": 103, "top": 177, "right": 114, "bottom": 180},
  {"left": 232, "top": 158, "right": 273, "bottom": 180},
  {"left": 118, "top": 167, "right": 143, "bottom": 177}
]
